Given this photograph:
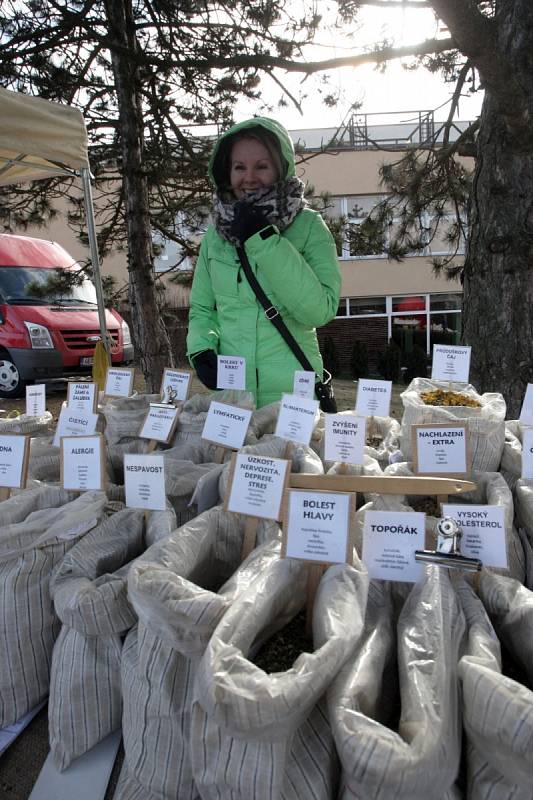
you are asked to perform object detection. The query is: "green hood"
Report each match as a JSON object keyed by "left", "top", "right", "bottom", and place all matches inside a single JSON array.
[{"left": 208, "top": 117, "right": 296, "bottom": 189}]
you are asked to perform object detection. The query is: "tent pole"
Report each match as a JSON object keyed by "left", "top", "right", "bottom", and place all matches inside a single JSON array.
[{"left": 81, "top": 167, "right": 111, "bottom": 361}]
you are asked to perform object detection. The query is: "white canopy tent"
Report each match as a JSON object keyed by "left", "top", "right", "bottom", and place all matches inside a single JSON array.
[{"left": 0, "top": 86, "right": 110, "bottom": 357}]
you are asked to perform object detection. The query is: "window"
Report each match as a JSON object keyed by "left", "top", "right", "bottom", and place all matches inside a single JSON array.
[
  {"left": 348, "top": 296, "right": 386, "bottom": 316},
  {"left": 430, "top": 292, "right": 462, "bottom": 311},
  {"left": 392, "top": 295, "right": 427, "bottom": 313}
]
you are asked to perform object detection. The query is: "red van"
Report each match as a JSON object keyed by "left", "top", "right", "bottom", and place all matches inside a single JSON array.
[{"left": 0, "top": 233, "right": 133, "bottom": 397}]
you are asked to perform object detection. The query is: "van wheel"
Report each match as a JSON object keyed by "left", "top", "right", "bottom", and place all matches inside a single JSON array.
[{"left": 0, "top": 356, "right": 26, "bottom": 398}]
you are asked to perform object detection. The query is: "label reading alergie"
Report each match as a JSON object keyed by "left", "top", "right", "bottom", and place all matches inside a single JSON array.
[
  {"left": 362, "top": 510, "right": 425, "bottom": 583},
  {"left": 61, "top": 435, "right": 104, "bottom": 492}
]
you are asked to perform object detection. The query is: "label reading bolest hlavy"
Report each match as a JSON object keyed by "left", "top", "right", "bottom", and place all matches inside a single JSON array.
[
  {"left": 284, "top": 490, "right": 352, "bottom": 564},
  {"left": 431, "top": 344, "right": 471, "bottom": 383},
  {"left": 442, "top": 504, "right": 507, "bottom": 569},
  {"left": 274, "top": 394, "right": 319, "bottom": 446},
  {"left": 124, "top": 454, "right": 166, "bottom": 511},
  {"left": 201, "top": 401, "right": 252, "bottom": 450},
  {"left": 362, "top": 510, "right": 425, "bottom": 583}
]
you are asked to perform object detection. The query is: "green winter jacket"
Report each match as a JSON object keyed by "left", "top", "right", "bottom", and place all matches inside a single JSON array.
[{"left": 187, "top": 117, "right": 341, "bottom": 408}]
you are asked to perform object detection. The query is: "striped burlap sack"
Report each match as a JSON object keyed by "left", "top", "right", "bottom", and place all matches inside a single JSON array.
[
  {"left": 0, "top": 484, "right": 75, "bottom": 526},
  {"left": 0, "top": 410, "right": 54, "bottom": 436},
  {"left": 100, "top": 393, "right": 161, "bottom": 446},
  {"left": 478, "top": 570, "right": 533, "bottom": 684},
  {"left": 499, "top": 419, "right": 523, "bottom": 489},
  {"left": 330, "top": 566, "right": 465, "bottom": 800},
  {"left": 171, "top": 389, "right": 256, "bottom": 447},
  {"left": 0, "top": 491, "right": 108, "bottom": 727},
  {"left": 383, "top": 464, "right": 526, "bottom": 582},
  {"left": 162, "top": 452, "right": 220, "bottom": 528},
  {"left": 218, "top": 435, "right": 324, "bottom": 502},
  {"left": 190, "top": 557, "right": 369, "bottom": 800},
  {"left": 145, "top": 505, "right": 177, "bottom": 547},
  {"left": 118, "top": 507, "right": 281, "bottom": 800},
  {"left": 458, "top": 577, "right": 533, "bottom": 798},
  {"left": 514, "top": 478, "right": 533, "bottom": 548},
  {"left": 48, "top": 507, "right": 145, "bottom": 770},
  {"left": 399, "top": 378, "right": 506, "bottom": 471}
]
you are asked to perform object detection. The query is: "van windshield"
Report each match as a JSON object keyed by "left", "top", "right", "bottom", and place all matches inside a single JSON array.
[{"left": 0, "top": 266, "right": 98, "bottom": 306}]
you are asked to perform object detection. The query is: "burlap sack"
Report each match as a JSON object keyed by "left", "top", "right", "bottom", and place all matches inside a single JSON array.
[
  {"left": 0, "top": 410, "right": 54, "bottom": 436},
  {"left": 145, "top": 505, "right": 177, "bottom": 547},
  {"left": 48, "top": 507, "right": 145, "bottom": 770},
  {"left": 399, "top": 378, "right": 506, "bottom": 471},
  {"left": 218, "top": 434, "right": 324, "bottom": 501},
  {"left": 458, "top": 578, "right": 533, "bottom": 799},
  {"left": 330, "top": 566, "right": 465, "bottom": 800},
  {"left": 514, "top": 479, "right": 533, "bottom": 547},
  {"left": 383, "top": 464, "right": 526, "bottom": 582},
  {"left": 100, "top": 393, "right": 161, "bottom": 446},
  {"left": 0, "top": 484, "right": 75, "bottom": 526},
  {"left": 0, "top": 491, "right": 107, "bottom": 726},
  {"left": 190, "top": 557, "right": 369, "bottom": 800},
  {"left": 171, "top": 390, "right": 256, "bottom": 447},
  {"left": 499, "top": 419, "right": 523, "bottom": 489},
  {"left": 478, "top": 570, "right": 533, "bottom": 684},
  {"left": 162, "top": 451, "right": 220, "bottom": 527},
  {"left": 119, "top": 507, "right": 280, "bottom": 800}
]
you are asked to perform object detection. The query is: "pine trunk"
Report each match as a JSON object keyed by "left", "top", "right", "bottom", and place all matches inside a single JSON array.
[
  {"left": 104, "top": 0, "right": 174, "bottom": 391},
  {"left": 462, "top": 1, "right": 533, "bottom": 417}
]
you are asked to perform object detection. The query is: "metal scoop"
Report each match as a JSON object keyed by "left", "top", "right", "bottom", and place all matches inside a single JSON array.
[{"left": 415, "top": 515, "right": 482, "bottom": 572}]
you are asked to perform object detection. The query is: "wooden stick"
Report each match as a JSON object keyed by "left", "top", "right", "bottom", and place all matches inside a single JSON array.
[
  {"left": 241, "top": 516, "right": 259, "bottom": 561},
  {"left": 437, "top": 494, "right": 448, "bottom": 511},
  {"left": 284, "top": 441, "right": 294, "bottom": 460},
  {"left": 147, "top": 439, "right": 158, "bottom": 453},
  {"left": 290, "top": 474, "right": 476, "bottom": 496},
  {"left": 305, "top": 563, "right": 325, "bottom": 638},
  {"left": 214, "top": 446, "right": 227, "bottom": 464},
  {"left": 338, "top": 462, "right": 348, "bottom": 474},
  {"left": 0, "top": 486, "right": 10, "bottom": 501}
]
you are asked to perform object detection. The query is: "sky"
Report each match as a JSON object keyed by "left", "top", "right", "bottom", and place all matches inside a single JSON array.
[{"left": 233, "top": 3, "right": 483, "bottom": 132}]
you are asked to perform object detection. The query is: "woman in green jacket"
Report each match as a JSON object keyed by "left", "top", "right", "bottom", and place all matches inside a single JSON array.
[{"left": 187, "top": 117, "right": 341, "bottom": 408}]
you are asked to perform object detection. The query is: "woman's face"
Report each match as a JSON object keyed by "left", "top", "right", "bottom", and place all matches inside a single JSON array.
[{"left": 229, "top": 138, "right": 278, "bottom": 199}]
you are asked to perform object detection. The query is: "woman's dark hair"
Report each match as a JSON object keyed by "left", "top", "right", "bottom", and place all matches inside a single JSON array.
[{"left": 212, "top": 125, "right": 288, "bottom": 190}]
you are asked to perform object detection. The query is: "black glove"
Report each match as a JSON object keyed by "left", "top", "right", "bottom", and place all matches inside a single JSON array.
[
  {"left": 230, "top": 202, "right": 270, "bottom": 245},
  {"left": 193, "top": 350, "right": 218, "bottom": 390}
]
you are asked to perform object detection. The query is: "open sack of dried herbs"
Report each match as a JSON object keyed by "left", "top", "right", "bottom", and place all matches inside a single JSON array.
[
  {"left": 190, "top": 556, "right": 369, "bottom": 800},
  {"left": 115, "top": 506, "right": 281, "bottom": 800},
  {"left": 399, "top": 378, "right": 506, "bottom": 472}
]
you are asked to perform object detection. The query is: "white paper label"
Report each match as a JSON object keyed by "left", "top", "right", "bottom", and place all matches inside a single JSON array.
[
  {"left": 414, "top": 425, "right": 468, "bottom": 474},
  {"left": 442, "top": 504, "right": 508, "bottom": 569},
  {"left": 201, "top": 401, "right": 252, "bottom": 450},
  {"left": 227, "top": 454, "right": 289, "bottom": 520},
  {"left": 522, "top": 428, "right": 533, "bottom": 480},
  {"left": 362, "top": 510, "right": 425, "bottom": 582},
  {"left": 431, "top": 344, "right": 471, "bottom": 383},
  {"left": 355, "top": 379, "right": 392, "bottom": 417},
  {"left": 293, "top": 370, "right": 315, "bottom": 399},
  {"left": 324, "top": 413, "right": 366, "bottom": 465},
  {"left": 124, "top": 454, "right": 166, "bottom": 511},
  {"left": 140, "top": 404, "right": 179, "bottom": 443},
  {"left": 0, "top": 435, "right": 27, "bottom": 488},
  {"left": 67, "top": 382, "right": 97, "bottom": 413},
  {"left": 61, "top": 436, "right": 103, "bottom": 491},
  {"left": 217, "top": 356, "right": 246, "bottom": 390},
  {"left": 285, "top": 490, "right": 351, "bottom": 564},
  {"left": 275, "top": 393, "right": 319, "bottom": 446},
  {"left": 53, "top": 407, "right": 98, "bottom": 448},
  {"left": 25, "top": 384, "right": 46, "bottom": 417},
  {"left": 161, "top": 369, "right": 191, "bottom": 403},
  {"left": 104, "top": 368, "right": 134, "bottom": 397},
  {"left": 519, "top": 383, "right": 533, "bottom": 426}
]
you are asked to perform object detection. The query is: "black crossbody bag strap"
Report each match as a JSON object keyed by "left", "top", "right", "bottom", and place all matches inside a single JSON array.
[{"left": 236, "top": 245, "right": 317, "bottom": 374}]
